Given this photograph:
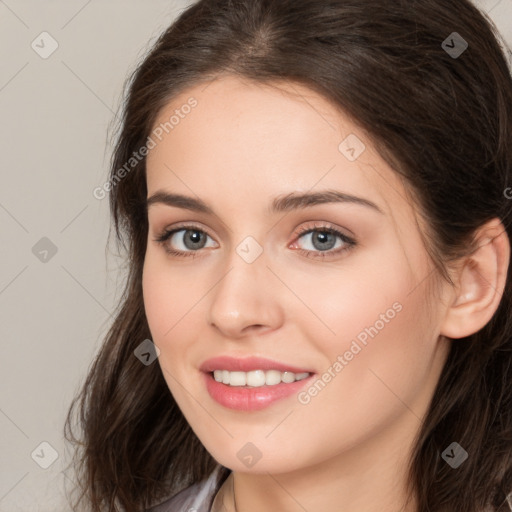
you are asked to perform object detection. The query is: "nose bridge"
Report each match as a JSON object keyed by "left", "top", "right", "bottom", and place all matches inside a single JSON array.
[{"left": 207, "top": 237, "right": 283, "bottom": 336}]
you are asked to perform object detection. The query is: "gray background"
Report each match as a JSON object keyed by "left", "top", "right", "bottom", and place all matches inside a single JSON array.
[{"left": 0, "top": 1, "right": 511, "bottom": 510}]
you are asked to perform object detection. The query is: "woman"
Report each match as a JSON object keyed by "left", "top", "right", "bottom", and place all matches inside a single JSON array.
[{"left": 64, "top": 0, "right": 512, "bottom": 511}]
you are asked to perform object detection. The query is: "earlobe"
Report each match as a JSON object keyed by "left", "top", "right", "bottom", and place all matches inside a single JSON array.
[{"left": 440, "top": 219, "right": 510, "bottom": 340}]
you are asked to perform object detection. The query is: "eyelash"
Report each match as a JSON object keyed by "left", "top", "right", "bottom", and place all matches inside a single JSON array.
[{"left": 153, "top": 222, "right": 357, "bottom": 260}]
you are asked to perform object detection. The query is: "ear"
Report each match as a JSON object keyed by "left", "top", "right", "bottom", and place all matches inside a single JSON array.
[{"left": 440, "top": 218, "right": 510, "bottom": 339}]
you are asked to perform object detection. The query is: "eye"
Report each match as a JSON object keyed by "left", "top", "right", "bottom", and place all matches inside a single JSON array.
[
  {"left": 153, "top": 225, "right": 216, "bottom": 257},
  {"left": 153, "top": 222, "right": 357, "bottom": 260},
  {"left": 291, "top": 222, "right": 357, "bottom": 259}
]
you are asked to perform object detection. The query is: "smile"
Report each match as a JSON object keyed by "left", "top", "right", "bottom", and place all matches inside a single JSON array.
[{"left": 203, "top": 372, "right": 315, "bottom": 411}]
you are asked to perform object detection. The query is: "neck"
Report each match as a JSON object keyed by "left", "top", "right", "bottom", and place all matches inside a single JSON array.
[{"left": 216, "top": 408, "right": 420, "bottom": 512}]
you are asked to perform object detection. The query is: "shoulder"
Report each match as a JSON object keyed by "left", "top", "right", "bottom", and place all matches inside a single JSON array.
[{"left": 147, "top": 465, "right": 225, "bottom": 512}]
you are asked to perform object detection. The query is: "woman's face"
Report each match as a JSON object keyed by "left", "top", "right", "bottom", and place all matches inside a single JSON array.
[{"left": 142, "top": 75, "right": 452, "bottom": 474}]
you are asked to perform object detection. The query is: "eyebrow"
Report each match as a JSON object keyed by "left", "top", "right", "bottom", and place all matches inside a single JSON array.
[{"left": 146, "top": 189, "right": 384, "bottom": 215}]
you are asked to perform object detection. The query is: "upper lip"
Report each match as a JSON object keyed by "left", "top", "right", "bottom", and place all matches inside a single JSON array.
[{"left": 200, "top": 356, "right": 314, "bottom": 374}]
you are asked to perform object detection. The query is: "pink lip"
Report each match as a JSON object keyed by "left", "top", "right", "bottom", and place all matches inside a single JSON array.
[
  {"left": 202, "top": 373, "right": 315, "bottom": 411},
  {"left": 200, "top": 356, "right": 315, "bottom": 411},
  {"left": 199, "top": 356, "right": 313, "bottom": 373}
]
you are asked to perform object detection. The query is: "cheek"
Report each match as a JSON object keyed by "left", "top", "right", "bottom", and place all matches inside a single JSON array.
[
  {"left": 142, "top": 252, "right": 185, "bottom": 348},
  {"left": 142, "top": 256, "right": 168, "bottom": 338},
  {"left": 142, "top": 255, "right": 198, "bottom": 407},
  {"left": 287, "top": 245, "right": 419, "bottom": 353},
  {"left": 142, "top": 251, "right": 213, "bottom": 368},
  {"left": 304, "top": 275, "right": 437, "bottom": 420},
  {"left": 288, "top": 245, "right": 438, "bottom": 403},
  {"left": 288, "top": 280, "right": 438, "bottom": 466}
]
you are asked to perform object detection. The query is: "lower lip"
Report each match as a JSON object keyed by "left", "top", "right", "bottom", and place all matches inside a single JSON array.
[{"left": 203, "top": 372, "right": 314, "bottom": 411}]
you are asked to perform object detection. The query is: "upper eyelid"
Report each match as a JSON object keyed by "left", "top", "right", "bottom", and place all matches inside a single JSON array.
[{"left": 157, "top": 221, "right": 344, "bottom": 235}]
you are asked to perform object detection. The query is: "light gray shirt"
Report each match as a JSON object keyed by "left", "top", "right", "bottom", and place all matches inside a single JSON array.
[{"left": 147, "top": 465, "right": 224, "bottom": 512}]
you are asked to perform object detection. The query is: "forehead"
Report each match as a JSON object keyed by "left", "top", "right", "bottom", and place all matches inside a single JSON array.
[{"left": 145, "top": 74, "right": 411, "bottom": 223}]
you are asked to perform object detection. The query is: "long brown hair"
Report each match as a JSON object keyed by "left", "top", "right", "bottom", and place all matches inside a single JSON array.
[{"left": 64, "top": 1, "right": 512, "bottom": 510}]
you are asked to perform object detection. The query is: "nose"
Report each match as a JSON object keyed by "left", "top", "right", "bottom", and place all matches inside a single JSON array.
[{"left": 206, "top": 253, "right": 285, "bottom": 339}]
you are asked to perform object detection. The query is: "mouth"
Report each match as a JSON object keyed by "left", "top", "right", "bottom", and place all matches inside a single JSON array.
[
  {"left": 200, "top": 356, "right": 316, "bottom": 411},
  {"left": 201, "top": 362, "right": 316, "bottom": 412}
]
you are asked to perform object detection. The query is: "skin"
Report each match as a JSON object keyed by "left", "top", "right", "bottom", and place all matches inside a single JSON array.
[{"left": 142, "top": 74, "right": 510, "bottom": 512}]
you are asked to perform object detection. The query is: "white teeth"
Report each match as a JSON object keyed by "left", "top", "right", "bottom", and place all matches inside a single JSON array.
[
  {"left": 265, "top": 370, "right": 281, "bottom": 386},
  {"left": 229, "top": 371, "right": 247, "bottom": 386},
  {"left": 212, "top": 369, "right": 310, "bottom": 387},
  {"left": 282, "top": 371, "right": 296, "bottom": 383},
  {"left": 247, "top": 370, "right": 265, "bottom": 387}
]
